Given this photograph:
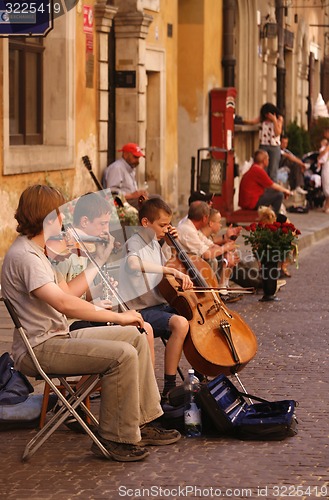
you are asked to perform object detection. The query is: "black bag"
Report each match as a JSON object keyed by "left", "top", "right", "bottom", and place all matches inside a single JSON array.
[
  {"left": 0, "top": 352, "right": 34, "bottom": 405},
  {"left": 196, "top": 374, "right": 298, "bottom": 441},
  {"left": 160, "top": 386, "right": 186, "bottom": 432}
]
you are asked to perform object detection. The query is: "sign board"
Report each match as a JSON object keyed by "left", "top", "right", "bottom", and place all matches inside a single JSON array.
[
  {"left": 83, "top": 5, "right": 93, "bottom": 33},
  {"left": 0, "top": 0, "right": 56, "bottom": 36},
  {"left": 0, "top": 0, "right": 79, "bottom": 37},
  {"left": 115, "top": 71, "right": 136, "bottom": 89}
]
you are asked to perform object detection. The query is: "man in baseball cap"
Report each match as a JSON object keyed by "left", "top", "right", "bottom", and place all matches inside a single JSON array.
[
  {"left": 118, "top": 143, "right": 145, "bottom": 158},
  {"left": 102, "top": 143, "right": 147, "bottom": 208}
]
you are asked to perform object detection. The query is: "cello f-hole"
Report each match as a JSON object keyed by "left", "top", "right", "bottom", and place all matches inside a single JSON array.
[{"left": 196, "top": 303, "right": 205, "bottom": 325}]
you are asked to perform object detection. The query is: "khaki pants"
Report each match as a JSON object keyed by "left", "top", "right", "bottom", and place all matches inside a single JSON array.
[{"left": 20, "top": 325, "right": 162, "bottom": 444}]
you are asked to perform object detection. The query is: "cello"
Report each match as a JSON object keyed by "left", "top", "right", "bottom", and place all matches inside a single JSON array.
[{"left": 158, "top": 232, "right": 258, "bottom": 377}]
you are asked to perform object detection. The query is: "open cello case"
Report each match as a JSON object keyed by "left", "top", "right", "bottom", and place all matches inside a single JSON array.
[{"left": 160, "top": 233, "right": 298, "bottom": 440}]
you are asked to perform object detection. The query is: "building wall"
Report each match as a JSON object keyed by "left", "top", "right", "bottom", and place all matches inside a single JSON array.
[
  {"left": 233, "top": 0, "right": 329, "bottom": 211},
  {"left": 0, "top": 3, "right": 103, "bottom": 268},
  {"left": 177, "top": 0, "right": 223, "bottom": 210}
]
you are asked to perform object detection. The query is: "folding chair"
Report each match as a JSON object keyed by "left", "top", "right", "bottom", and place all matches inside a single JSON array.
[{"left": 3, "top": 298, "right": 111, "bottom": 461}]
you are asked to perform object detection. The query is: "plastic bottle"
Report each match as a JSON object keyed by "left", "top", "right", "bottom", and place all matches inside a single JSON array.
[{"left": 184, "top": 368, "right": 202, "bottom": 437}]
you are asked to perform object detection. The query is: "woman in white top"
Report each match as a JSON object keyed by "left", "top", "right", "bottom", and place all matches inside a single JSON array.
[{"left": 246, "top": 102, "right": 283, "bottom": 182}]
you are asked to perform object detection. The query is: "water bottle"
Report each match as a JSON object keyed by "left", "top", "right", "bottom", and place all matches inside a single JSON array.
[{"left": 184, "top": 368, "right": 202, "bottom": 437}]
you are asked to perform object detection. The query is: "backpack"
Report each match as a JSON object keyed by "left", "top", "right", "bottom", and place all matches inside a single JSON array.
[
  {"left": 0, "top": 352, "right": 33, "bottom": 405},
  {"left": 0, "top": 352, "right": 58, "bottom": 430}
]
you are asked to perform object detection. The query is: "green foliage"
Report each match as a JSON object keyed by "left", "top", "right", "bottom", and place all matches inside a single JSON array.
[
  {"left": 243, "top": 221, "right": 301, "bottom": 263},
  {"left": 285, "top": 121, "right": 311, "bottom": 157},
  {"left": 309, "top": 117, "right": 329, "bottom": 151}
]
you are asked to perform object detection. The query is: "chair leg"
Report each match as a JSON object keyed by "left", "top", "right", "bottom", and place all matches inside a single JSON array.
[
  {"left": 22, "top": 375, "right": 109, "bottom": 461},
  {"left": 39, "top": 382, "right": 51, "bottom": 429}
]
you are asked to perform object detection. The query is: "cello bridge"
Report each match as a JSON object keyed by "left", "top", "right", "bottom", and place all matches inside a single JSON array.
[{"left": 206, "top": 302, "right": 221, "bottom": 316}]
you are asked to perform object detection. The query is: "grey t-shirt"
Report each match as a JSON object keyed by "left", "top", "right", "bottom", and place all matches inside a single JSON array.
[{"left": 1, "top": 235, "right": 69, "bottom": 369}]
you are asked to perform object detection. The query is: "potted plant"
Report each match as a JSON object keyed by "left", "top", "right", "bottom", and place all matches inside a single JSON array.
[{"left": 243, "top": 221, "right": 301, "bottom": 301}]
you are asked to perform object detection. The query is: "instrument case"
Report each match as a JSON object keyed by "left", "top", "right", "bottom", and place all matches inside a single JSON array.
[{"left": 196, "top": 374, "right": 298, "bottom": 440}]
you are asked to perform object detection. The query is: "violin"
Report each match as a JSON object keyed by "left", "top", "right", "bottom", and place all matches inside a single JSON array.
[
  {"left": 45, "top": 231, "right": 109, "bottom": 261},
  {"left": 158, "top": 232, "right": 258, "bottom": 377}
]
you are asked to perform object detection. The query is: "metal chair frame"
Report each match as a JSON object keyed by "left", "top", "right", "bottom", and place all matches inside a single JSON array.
[{"left": 2, "top": 298, "right": 111, "bottom": 461}]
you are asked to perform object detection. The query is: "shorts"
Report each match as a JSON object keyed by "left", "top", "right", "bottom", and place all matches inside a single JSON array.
[{"left": 140, "top": 304, "right": 178, "bottom": 339}]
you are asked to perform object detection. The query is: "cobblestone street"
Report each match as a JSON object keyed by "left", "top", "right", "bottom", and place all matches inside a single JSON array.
[{"left": 0, "top": 211, "right": 328, "bottom": 500}]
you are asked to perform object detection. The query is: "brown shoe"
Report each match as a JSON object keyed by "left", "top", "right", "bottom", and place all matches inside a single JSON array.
[
  {"left": 91, "top": 433, "right": 149, "bottom": 462},
  {"left": 139, "top": 424, "right": 181, "bottom": 446}
]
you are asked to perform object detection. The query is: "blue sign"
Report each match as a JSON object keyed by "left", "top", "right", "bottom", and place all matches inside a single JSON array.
[{"left": 0, "top": 1, "right": 68, "bottom": 36}]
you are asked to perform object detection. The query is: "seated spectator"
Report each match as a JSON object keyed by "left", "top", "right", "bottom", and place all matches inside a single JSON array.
[
  {"left": 178, "top": 191, "right": 214, "bottom": 227},
  {"left": 279, "top": 136, "right": 307, "bottom": 194},
  {"left": 199, "top": 208, "right": 241, "bottom": 283},
  {"left": 102, "top": 143, "right": 148, "bottom": 209},
  {"left": 176, "top": 201, "right": 240, "bottom": 301},
  {"left": 238, "top": 150, "right": 292, "bottom": 214}
]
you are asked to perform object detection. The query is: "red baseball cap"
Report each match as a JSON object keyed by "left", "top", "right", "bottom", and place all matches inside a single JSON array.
[{"left": 118, "top": 143, "right": 145, "bottom": 157}]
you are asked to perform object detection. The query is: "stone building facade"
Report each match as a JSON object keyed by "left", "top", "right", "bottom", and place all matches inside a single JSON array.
[{"left": 0, "top": 0, "right": 328, "bottom": 265}]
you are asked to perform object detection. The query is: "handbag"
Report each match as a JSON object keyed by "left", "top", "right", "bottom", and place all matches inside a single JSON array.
[{"left": 0, "top": 352, "right": 34, "bottom": 405}]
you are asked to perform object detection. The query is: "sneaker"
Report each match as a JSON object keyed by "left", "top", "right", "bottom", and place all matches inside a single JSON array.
[
  {"left": 139, "top": 423, "right": 181, "bottom": 446},
  {"left": 91, "top": 433, "right": 150, "bottom": 462}
]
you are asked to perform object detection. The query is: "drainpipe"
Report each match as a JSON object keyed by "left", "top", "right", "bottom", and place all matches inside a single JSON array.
[
  {"left": 222, "top": 0, "right": 236, "bottom": 87},
  {"left": 108, "top": 25, "right": 116, "bottom": 166},
  {"left": 275, "top": 0, "right": 285, "bottom": 116}
]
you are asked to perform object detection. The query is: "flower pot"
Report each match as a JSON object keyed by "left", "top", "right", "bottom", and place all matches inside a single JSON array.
[{"left": 260, "top": 260, "right": 280, "bottom": 302}]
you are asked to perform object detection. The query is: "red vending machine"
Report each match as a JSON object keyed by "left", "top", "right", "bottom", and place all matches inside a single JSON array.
[{"left": 209, "top": 87, "right": 236, "bottom": 216}]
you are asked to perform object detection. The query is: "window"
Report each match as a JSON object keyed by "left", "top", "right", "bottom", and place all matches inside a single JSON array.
[
  {"left": 3, "top": 12, "right": 75, "bottom": 175},
  {"left": 9, "top": 38, "right": 44, "bottom": 145}
]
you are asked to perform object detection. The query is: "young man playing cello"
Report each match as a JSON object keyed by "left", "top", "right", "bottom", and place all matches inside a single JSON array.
[
  {"left": 119, "top": 198, "right": 194, "bottom": 399},
  {"left": 1, "top": 185, "right": 180, "bottom": 462}
]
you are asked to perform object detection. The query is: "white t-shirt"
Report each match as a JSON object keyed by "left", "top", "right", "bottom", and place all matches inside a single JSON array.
[
  {"left": 119, "top": 230, "right": 167, "bottom": 310},
  {"left": 259, "top": 121, "right": 280, "bottom": 146},
  {"left": 176, "top": 219, "right": 211, "bottom": 257}
]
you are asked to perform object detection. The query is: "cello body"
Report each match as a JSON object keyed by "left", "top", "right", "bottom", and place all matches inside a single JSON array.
[{"left": 158, "top": 252, "right": 258, "bottom": 377}]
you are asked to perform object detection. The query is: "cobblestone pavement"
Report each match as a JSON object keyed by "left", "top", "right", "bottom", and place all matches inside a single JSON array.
[{"left": 0, "top": 210, "right": 328, "bottom": 500}]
